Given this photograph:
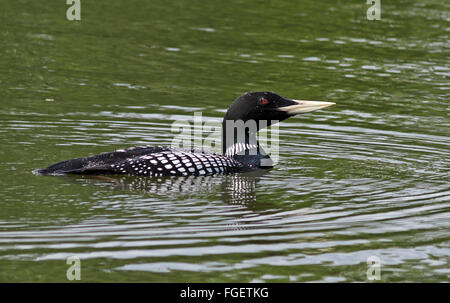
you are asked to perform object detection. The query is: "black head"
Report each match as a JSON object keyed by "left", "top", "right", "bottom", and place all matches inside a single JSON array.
[{"left": 223, "top": 91, "right": 335, "bottom": 129}]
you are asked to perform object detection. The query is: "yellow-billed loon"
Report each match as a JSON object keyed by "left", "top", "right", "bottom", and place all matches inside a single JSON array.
[{"left": 34, "top": 92, "right": 335, "bottom": 176}]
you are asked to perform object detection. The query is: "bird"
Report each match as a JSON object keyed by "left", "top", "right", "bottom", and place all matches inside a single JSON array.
[{"left": 33, "top": 92, "right": 335, "bottom": 176}]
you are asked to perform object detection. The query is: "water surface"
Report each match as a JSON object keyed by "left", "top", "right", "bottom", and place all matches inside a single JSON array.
[{"left": 0, "top": 0, "right": 449, "bottom": 282}]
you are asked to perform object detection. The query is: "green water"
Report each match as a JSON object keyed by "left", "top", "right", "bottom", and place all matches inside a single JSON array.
[{"left": 0, "top": 0, "right": 449, "bottom": 282}]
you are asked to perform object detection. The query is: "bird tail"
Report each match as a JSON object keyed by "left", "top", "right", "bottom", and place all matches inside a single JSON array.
[{"left": 33, "top": 157, "right": 111, "bottom": 175}]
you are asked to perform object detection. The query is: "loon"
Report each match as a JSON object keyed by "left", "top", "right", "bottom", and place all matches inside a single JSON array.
[{"left": 34, "top": 92, "right": 335, "bottom": 176}]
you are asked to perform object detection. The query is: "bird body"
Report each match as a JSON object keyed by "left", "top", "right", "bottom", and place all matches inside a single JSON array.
[{"left": 36, "top": 146, "right": 251, "bottom": 176}]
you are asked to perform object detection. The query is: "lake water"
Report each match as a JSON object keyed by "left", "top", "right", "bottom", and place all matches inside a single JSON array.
[{"left": 0, "top": 0, "right": 449, "bottom": 282}]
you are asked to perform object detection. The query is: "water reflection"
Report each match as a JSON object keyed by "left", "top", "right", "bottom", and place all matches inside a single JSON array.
[{"left": 61, "top": 169, "right": 271, "bottom": 205}]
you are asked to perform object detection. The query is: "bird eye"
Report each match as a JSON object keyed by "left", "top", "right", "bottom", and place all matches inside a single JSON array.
[{"left": 259, "top": 98, "right": 269, "bottom": 105}]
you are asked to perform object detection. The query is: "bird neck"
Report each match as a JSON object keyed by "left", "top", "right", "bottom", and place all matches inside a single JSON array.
[{"left": 221, "top": 120, "right": 272, "bottom": 167}]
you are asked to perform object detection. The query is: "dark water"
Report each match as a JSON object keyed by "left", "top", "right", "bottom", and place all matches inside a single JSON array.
[{"left": 0, "top": 0, "right": 449, "bottom": 282}]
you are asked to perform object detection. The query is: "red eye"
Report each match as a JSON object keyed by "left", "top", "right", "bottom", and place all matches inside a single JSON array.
[{"left": 260, "top": 98, "right": 269, "bottom": 105}]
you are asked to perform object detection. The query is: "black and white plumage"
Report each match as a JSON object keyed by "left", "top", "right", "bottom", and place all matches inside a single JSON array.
[
  {"left": 113, "top": 147, "right": 248, "bottom": 177},
  {"left": 36, "top": 146, "right": 250, "bottom": 176},
  {"left": 34, "top": 92, "right": 335, "bottom": 176}
]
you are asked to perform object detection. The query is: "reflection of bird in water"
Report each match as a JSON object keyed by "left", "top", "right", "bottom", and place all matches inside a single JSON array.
[
  {"left": 34, "top": 92, "right": 334, "bottom": 177},
  {"left": 67, "top": 169, "right": 270, "bottom": 204},
  {"left": 221, "top": 172, "right": 262, "bottom": 204}
]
